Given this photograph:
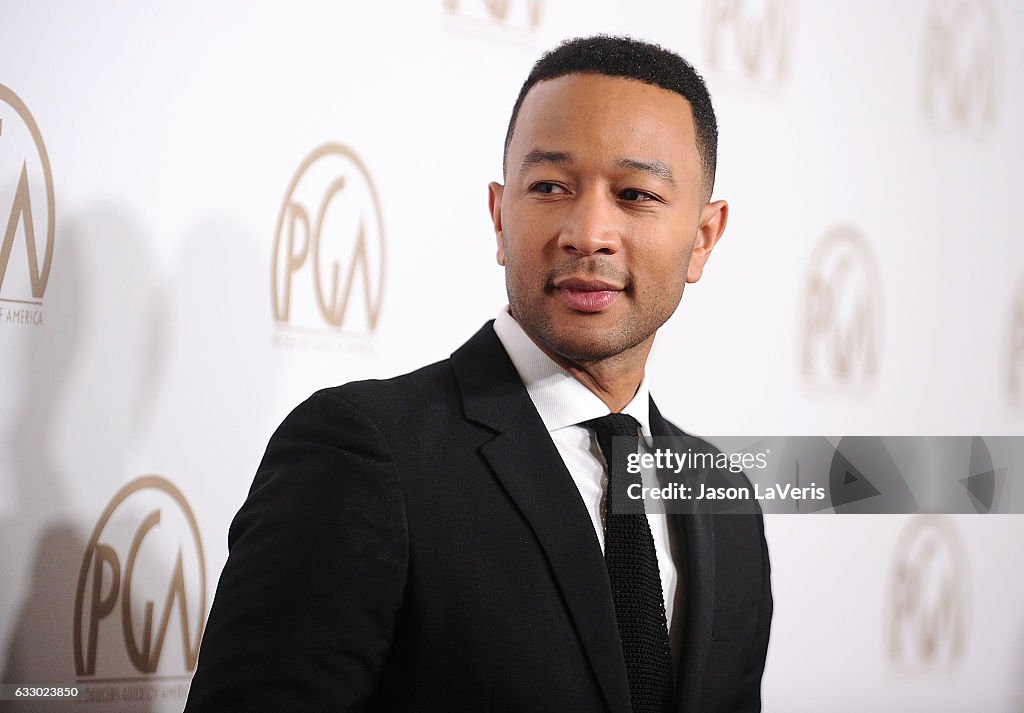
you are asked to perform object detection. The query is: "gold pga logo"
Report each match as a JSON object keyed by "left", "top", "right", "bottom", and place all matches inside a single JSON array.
[
  {"left": 920, "top": 0, "right": 1001, "bottom": 131},
  {"left": 704, "top": 0, "right": 791, "bottom": 82},
  {"left": 800, "top": 226, "right": 882, "bottom": 389},
  {"left": 272, "top": 143, "right": 386, "bottom": 335},
  {"left": 73, "top": 476, "right": 206, "bottom": 679},
  {"left": 442, "top": 0, "right": 544, "bottom": 32},
  {"left": 887, "top": 515, "right": 968, "bottom": 668},
  {"left": 1007, "top": 274, "right": 1024, "bottom": 404},
  {"left": 0, "top": 84, "right": 55, "bottom": 322}
]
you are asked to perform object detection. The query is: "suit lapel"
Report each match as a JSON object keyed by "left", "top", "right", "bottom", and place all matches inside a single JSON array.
[
  {"left": 451, "top": 324, "right": 633, "bottom": 713},
  {"left": 648, "top": 399, "right": 716, "bottom": 713}
]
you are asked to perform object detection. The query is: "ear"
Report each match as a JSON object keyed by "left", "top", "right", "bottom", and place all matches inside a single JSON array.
[
  {"left": 488, "top": 182, "right": 506, "bottom": 266},
  {"left": 686, "top": 199, "right": 728, "bottom": 283}
]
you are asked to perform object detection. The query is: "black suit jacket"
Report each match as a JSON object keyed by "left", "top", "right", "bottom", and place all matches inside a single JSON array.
[{"left": 184, "top": 323, "right": 771, "bottom": 713}]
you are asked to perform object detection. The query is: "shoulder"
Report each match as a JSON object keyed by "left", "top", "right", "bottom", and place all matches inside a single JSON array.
[
  {"left": 327, "top": 356, "right": 456, "bottom": 407},
  {"left": 295, "top": 320, "right": 514, "bottom": 436},
  {"left": 652, "top": 406, "right": 764, "bottom": 516},
  {"left": 289, "top": 356, "right": 462, "bottom": 440},
  {"left": 649, "top": 404, "right": 721, "bottom": 457}
]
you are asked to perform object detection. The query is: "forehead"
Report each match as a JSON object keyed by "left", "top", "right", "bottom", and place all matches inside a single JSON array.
[{"left": 509, "top": 73, "right": 700, "bottom": 176}]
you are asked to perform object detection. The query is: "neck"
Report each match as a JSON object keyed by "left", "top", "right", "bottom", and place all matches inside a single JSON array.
[{"left": 533, "top": 336, "right": 653, "bottom": 413}]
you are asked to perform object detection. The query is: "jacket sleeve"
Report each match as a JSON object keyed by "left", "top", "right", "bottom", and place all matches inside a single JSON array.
[
  {"left": 184, "top": 389, "right": 409, "bottom": 713},
  {"left": 731, "top": 512, "right": 773, "bottom": 713}
]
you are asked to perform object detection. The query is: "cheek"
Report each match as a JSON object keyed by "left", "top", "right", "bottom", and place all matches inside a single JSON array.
[
  {"left": 636, "top": 233, "right": 694, "bottom": 284},
  {"left": 502, "top": 219, "right": 550, "bottom": 275},
  {"left": 501, "top": 235, "right": 534, "bottom": 288},
  {"left": 509, "top": 255, "right": 545, "bottom": 293},
  {"left": 508, "top": 201, "right": 560, "bottom": 244}
]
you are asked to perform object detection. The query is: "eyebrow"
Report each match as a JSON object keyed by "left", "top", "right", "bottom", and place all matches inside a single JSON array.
[
  {"left": 519, "top": 149, "right": 572, "bottom": 173},
  {"left": 616, "top": 158, "right": 677, "bottom": 186},
  {"left": 518, "top": 149, "right": 677, "bottom": 186}
]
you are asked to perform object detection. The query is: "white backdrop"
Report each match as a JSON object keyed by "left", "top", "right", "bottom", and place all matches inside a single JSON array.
[{"left": 2, "top": 1, "right": 1023, "bottom": 711}]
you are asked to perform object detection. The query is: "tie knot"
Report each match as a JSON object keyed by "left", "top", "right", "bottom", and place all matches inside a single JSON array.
[
  {"left": 582, "top": 413, "right": 641, "bottom": 468},
  {"left": 583, "top": 413, "right": 640, "bottom": 440}
]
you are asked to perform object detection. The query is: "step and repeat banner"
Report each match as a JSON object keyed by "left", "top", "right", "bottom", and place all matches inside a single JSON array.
[{"left": 2, "top": 1, "right": 1023, "bottom": 711}]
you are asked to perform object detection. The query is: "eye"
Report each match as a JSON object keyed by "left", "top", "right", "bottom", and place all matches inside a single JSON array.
[
  {"left": 619, "top": 188, "right": 658, "bottom": 202},
  {"left": 530, "top": 181, "right": 568, "bottom": 195}
]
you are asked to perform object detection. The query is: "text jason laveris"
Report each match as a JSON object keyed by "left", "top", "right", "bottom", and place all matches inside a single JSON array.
[{"left": 628, "top": 482, "right": 827, "bottom": 502}]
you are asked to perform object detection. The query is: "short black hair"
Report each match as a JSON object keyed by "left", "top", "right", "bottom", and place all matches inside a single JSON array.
[{"left": 504, "top": 35, "right": 719, "bottom": 198}]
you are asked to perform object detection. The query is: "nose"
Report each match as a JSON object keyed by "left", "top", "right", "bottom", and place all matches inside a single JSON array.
[{"left": 557, "top": 189, "right": 622, "bottom": 256}]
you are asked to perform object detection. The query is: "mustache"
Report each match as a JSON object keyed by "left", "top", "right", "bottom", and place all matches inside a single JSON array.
[{"left": 545, "top": 256, "right": 631, "bottom": 289}]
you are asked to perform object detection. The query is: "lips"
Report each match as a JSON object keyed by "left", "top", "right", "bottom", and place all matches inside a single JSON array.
[{"left": 553, "top": 277, "right": 623, "bottom": 313}]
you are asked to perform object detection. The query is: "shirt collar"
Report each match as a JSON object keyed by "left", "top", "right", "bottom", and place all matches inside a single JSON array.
[{"left": 493, "top": 306, "right": 652, "bottom": 440}]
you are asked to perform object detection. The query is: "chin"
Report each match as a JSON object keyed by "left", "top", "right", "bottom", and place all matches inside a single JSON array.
[{"left": 544, "top": 326, "right": 646, "bottom": 364}]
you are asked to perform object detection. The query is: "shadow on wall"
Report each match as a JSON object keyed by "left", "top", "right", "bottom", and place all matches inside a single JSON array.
[
  {"left": 2, "top": 205, "right": 283, "bottom": 712},
  {"left": 1, "top": 204, "right": 164, "bottom": 713},
  {"left": 158, "top": 216, "right": 284, "bottom": 703},
  {"left": 149, "top": 214, "right": 282, "bottom": 513}
]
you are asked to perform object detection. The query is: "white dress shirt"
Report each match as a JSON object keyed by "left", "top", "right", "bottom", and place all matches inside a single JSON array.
[{"left": 492, "top": 306, "right": 681, "bottom": 648}]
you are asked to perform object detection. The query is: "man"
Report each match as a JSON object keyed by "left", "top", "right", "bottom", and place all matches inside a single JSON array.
[{"left": 185, "top": 35, "right": 771, "bottom": 713}]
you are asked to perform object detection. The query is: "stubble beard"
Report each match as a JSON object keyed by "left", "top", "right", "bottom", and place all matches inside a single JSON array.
[{"left": 505, "top": 265, "right": 684, "bottom": 365}]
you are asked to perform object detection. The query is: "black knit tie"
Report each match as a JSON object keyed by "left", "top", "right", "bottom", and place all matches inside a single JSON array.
[{"left": 585, "top": 413, "right": 674, "bottom": 713}]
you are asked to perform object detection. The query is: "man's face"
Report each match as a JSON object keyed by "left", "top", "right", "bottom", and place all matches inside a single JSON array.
[{"left": 489, "top": 73, "right": 727, "bottom": 364}]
